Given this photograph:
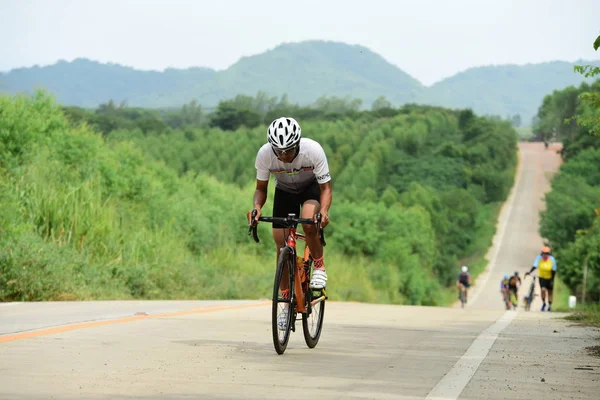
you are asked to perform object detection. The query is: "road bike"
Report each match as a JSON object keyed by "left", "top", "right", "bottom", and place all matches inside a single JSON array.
[
  {"left": 459, "top": 284, "right": 467, "bottom": 308},
  {"left": 502, "top": 289, "right": 511, "bottom": 310},
  {"left": 249, "top": 210, "right": 326, "bottom": 355},
  {"left": 523, "top": 276, "right": 537, "bottom": 311}
]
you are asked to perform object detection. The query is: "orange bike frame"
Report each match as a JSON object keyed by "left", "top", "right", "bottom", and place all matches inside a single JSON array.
[{"left": 286, "top": 227, "right": 311, "bottom": 313}]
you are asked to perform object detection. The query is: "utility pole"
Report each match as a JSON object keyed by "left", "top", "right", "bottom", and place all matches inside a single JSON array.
[{"left": 582, "top": 254, "right": 589, "bottom": 305}]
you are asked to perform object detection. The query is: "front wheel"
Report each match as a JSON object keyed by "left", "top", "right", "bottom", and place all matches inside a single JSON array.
[
  {"left": 272, "top": 246, "right": 295, "bottom": 355},
  {"left": 302, "top": 258, "right": 326, "bottom": 348},
  {"left": 302, "top": 287, "right": 326, "bottom": 348}
]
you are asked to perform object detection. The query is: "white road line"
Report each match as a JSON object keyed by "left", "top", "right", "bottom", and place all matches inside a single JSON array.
[
  {"left": 425, "top": 310, "right": 517, "bottom": 400},
  {"left": 426, "top": 147, "right": 526, "bottom": 398}
]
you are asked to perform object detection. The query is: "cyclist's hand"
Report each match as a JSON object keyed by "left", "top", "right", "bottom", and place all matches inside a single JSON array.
[
  {"left": 247, "top": 208, "right": 261, "bottom": 225},
  {"left": 319, "top": 212, "right": 329, "bottom": 228}
]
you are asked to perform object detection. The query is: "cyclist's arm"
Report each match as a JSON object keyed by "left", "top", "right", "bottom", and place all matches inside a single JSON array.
[
  {"left": 319, "top": 181, "right": 332, "bottom": 217},
  {"left": 253, "top": 179, "right": 269, "bottom": 210},
  {"left": 311, "top": 141, "right": 332, "bottom": 224},
  {"left": 551, "top": 257, "right": 557, "bottom": 280},
  {"left": 526, "top": 255, "right": 541, "bottom": 275},
  {"left": 251, "top": 148, "right": 270, "bottom": 219}
]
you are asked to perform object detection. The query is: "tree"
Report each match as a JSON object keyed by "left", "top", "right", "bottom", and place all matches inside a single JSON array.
[
  {"left": 371, "top": 96, "right": 392, "bottom": 111},
  {"left": 209, "top": 101, "right": 261, "bottom": 131},
  {"left": 572, "top": 35, "right": 600, "bottom": 135},
  {"left": 511, "top": 114, "right": 521, "bottom": 128}
]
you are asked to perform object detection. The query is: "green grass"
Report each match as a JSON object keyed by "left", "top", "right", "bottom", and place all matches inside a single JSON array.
[
  {"left": 551, "top": 277, "right": 572, "bottom": 311},
  {"left": 563, "top": 304, "right": 600, "bottom": 327}
]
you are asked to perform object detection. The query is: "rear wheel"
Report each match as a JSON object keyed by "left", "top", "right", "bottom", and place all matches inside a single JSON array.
[
  {"left": 460, "top": 287, "right": 466, "bottom": 308},
  {"left": 272, "top": 246, "right": 294, "bottom": 355}
]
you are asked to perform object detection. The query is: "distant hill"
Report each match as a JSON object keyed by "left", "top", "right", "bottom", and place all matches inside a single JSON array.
[
  {"left": 1, "top": 40, "right": 597, "bottom": 123},
  {"left": 418, "top": 61, "right": 597, "bottom": 123}
]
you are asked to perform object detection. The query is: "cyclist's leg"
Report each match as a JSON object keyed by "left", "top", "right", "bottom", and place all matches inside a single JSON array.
[
  {"left": 539, "top": 279, "right": 549, "bottom": 310},
  {"left": 299, "top": 181, "right": 323, "bottom": 257},
  {"left": 301, "top": 199, "right": 322, "bottom": 258},
  {"left": 272, "top": 187, "right": 301, "bottom": 293},
  {"left": 297, "top": 181, "right": 327, "bottom": 289},
  {"left": 547, "top": 280, "right": 554, "bottom": 311},
  {"left": 510, "top": 288, "right": 518, "bottom": 306}
]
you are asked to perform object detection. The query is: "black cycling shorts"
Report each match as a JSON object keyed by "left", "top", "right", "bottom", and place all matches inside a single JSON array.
[
  {"left": 272, "top": 180, "right": 320, "bottom": 229},
  {"left": 459, "top": 281, "right": 471, "bottom": 288},
  {"left": 539, "top": 278, "right": 554, "bottom": 291}
]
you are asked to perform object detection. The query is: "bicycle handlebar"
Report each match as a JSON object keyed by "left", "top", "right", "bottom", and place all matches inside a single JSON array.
[{"left": 248, "top": 209, "right": 326, "bottom": 246}]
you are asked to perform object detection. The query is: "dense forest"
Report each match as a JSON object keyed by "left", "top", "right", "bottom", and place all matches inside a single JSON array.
[
  {"left": 534, "top": 46, "right": 600, "bottom": 301},
  {"left": 0, "top": 90, "right": 517, "bottom": 305},
  {"left": 2, "top": 41, "right": 597, "bottom": 124}
]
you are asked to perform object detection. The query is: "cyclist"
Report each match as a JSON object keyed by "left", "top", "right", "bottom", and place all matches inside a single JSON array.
[
  {"left": 456, "top": 265, "right": 471, "bottom": 303},
  {"left": 247, "top": 117, "right": 332, "bottom": 295},
  {"left": 507, "top": 271, "right": 522, "bottom": 308},
  {"left": 525, "top": 246, "right": 557, "bottom": 311},
  {"left": 500, "top": 274, "right": 511, "bottom": 309}
]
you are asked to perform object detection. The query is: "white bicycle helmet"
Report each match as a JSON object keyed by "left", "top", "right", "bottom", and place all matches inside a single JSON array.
[
  {"left": 461, "top": 265, "right": 468, "bottom": 273},
  {"left": 267, "top": 117, "right": 301, "bottom": 149}
]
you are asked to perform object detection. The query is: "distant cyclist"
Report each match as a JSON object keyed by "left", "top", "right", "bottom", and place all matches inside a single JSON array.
[
  {"left": 507, "top": 271, "right": 522, "bottom": 308},
  {"left": 525, "top": 246, "right": 557, "bottom": 311},
  {"left": 500, "top": 274, "right": 511, "bottom": 309},
  {"left": 457, "top": 266, "right": 471, "bottom": 303}
]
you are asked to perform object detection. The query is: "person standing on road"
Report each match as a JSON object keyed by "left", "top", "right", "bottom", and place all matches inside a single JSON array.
[{"left": 525, "top": 246, "right": 557, "bottom": 311}]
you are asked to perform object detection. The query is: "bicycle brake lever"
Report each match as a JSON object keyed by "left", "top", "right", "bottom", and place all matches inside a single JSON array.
[
  {"left": 248, "top": 209, "right": 260, "bottom": 243},
  {"left": 316, "top": 212, "right": 326, "bottom": 247}
]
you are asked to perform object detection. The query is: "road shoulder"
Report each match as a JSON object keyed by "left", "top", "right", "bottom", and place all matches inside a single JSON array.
[{"left": 461, "top": 311, "right": 600, "bottom": 399}]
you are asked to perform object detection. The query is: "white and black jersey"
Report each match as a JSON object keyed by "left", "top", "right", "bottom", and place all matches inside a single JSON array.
[{"left": 255, "top": 138, "right": 331, "bottom": 194}]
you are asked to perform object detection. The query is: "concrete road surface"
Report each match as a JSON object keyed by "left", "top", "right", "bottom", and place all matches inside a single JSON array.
[{"left": 1, "top": 143, "right": 598, "bottom": 400}]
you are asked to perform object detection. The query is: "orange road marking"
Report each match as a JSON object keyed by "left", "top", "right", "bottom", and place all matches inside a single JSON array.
[{"left": 0, "top": 301, "right": 269, "bottom": 344}]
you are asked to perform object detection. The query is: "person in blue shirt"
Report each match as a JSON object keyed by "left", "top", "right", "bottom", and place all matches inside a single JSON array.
[{"left": 525, "top": 246, "right": 557, "bottom": 311}]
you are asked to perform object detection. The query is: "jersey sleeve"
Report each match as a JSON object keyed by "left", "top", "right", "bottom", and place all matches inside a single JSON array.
[
  {"left": 311, "top": 142, "right": 331, "bottom": 184},
  {"left": 255, "top": 148, "right": 270, "bottom": 181},
  {"left": 532, "top": 255, "right": 542, "bottom": 267}
]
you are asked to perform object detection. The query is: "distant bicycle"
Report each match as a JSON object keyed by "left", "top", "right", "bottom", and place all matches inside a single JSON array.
[
  {"left": 459, "top": 284, "right": 467, "bottom": 308},
  {"left": 502, "top": 289, "right": 512, "bottom": 310},
  {"left": 523, "top": 276, "right": 537, "bottom": 311}
]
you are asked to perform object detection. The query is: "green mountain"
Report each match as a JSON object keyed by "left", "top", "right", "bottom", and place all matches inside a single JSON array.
[
  {"left": 1, "top": 40, "right": 596, "bottom": 122},
  {"left": 418, "top": 61, "right": 597, "bottom": 123}
]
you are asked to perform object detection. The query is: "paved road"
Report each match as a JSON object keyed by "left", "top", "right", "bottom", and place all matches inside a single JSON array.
[{"left": 1, "top": 142, "right": 598, "bottom": 400}]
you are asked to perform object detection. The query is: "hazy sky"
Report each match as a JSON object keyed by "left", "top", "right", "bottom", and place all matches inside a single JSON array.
[{"left": 1, "top": 0, "right": 599, "bottom": 85}]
